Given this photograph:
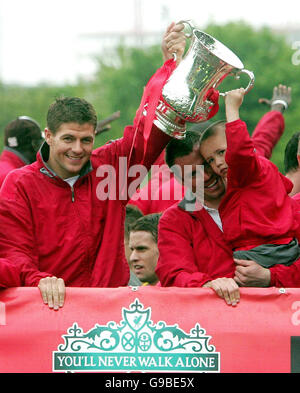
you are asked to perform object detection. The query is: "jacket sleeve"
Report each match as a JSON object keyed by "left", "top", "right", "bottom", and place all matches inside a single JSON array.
[
  {"left": 94, "top": 116, "right": 171, "bottom": 203},
  {"left": 0, "top": 259, "right": 21, "bottom": 288},
  {"left": 270, "top": 258, "right": 300, "bottom": 287},
  {"left": 128, "top": 155, "right": 174, "bottom": 215},
  {"left": 269, "top": 199, "right": 300, "bottom": 287},
  {"left": 0, "top": 173, "right": 53, "bottom": 286},
  {"left": 251, "top": 111, "right": 285, "bottom": 159},
  {"left": 93, "top": 61, "right": 175, "bottom": 203},
  {"left": 156, "top": 209, "right": 213, "bottom": 287},
  {"left": 225, "top": 119, "right": 264, "bottom": 187}
]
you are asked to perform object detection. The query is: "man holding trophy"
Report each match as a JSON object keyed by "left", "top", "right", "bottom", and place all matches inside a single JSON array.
[{"left": 0, "top": 23, "right": 195, "bottom": 308}]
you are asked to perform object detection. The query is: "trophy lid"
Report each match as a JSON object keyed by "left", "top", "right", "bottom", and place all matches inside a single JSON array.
[{"left": 194, "top": 30, "right": 244, "bottom": 70}]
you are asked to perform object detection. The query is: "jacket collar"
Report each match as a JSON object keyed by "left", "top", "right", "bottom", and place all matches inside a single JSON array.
[
  {"left": 179, "top": 189, "right": 231, "bottom": 253},
  {"left": 3, "top": 146, "right": 30, "bottom": 165},
  {"left": 178, "top": 188, "right": 204, "bottom": 215},
  {"left": 37, "top": 141, "right": 93, "bottom": 180}
]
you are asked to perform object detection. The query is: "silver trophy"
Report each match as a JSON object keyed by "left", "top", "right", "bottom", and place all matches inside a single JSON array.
[{"left": 155, "top": 20, "right": 255, "bottom": 139}]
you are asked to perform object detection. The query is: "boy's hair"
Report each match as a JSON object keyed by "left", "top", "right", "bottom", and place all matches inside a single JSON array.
[
  {"left": 165, "top": 121, "right": 226, "bottom": 169},
  {"left": 47, "top": 97, "right": 97, "bottom": 133},
  {"left": 284, "top": 132, "right": 300, "bottom": 174},
  {"left": 125, "top": 205, "right": 144, "bottom": 241},
  {"left": 129, "top": 213, "right": 161, "bottom": 243},
  {"left": 199, "top": 120, "right": 226, "bottom": 144}
]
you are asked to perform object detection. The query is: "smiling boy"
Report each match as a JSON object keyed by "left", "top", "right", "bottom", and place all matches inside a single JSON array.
[{"left": 199, "top": 88, "right": 300, "bottom": 269}]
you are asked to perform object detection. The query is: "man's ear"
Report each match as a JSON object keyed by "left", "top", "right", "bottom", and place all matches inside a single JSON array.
[{"left": 44, "top": 128, "right": 52, "bottom": 145}]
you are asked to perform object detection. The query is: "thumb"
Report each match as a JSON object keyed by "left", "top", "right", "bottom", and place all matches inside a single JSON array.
[
  {"left": 234, "top": 258, "right": 252, "bottom": 267},
  {"left": 258, "top": 98, "right": 271, "bottom": 106}
]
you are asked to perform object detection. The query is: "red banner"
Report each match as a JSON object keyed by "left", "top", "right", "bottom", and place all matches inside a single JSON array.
[{"left": 1, "top": 286, "right": 300, "bottom": 373}]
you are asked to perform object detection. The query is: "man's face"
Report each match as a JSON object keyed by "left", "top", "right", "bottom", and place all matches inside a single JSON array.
[
  {"left": 173, "top": 143, "right": 204, "bottom": 194},
  {"left": 173, "top": 144, "right": 226, "bottom": 203},
  {"left": 129, "top": 231, "right": 159, "bottom": 285},
  {"left": 124, "top": 236, "right": 132, "bottom": 266},
  {"left": 45, "top": 122, "right": 95, "bottom": 179},
  {"left": 203, "top": 161, "right": 226, "bottom": 203}
]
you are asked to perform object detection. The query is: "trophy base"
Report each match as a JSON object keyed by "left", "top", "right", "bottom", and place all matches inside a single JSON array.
[{"left": 154, "top": 100, "right": 186, "bottom": 139}]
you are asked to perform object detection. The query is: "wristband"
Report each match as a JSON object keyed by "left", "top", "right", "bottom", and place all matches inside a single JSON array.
[{"left": 271, "top": 99, "right": 288, "bottom": 110}]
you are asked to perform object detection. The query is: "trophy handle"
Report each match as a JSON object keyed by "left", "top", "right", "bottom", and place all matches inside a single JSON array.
[
  {"left": 219, "top": 69, "right": 255, "bottom": 97},
  {"left": 178, "top": 20, "right": 195, "bottom": 38}
]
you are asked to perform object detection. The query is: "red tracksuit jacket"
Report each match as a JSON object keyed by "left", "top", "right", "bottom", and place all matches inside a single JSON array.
[
  {"left": 0, "top": 120, "right": 170, "bottom": 288},
  {"left": 156, "top": 195, "right": 300, "bottom": 288},
  {"left": 156, "top": 201, "right": 235, "bottom": 287},
  {"left": 0, "top": 149, "right": 27, "bottom": 189}
]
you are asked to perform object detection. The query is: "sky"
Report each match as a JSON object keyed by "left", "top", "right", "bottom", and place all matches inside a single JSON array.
[{"left": 0, "top": 0, "right": 299, "bottom": 85}]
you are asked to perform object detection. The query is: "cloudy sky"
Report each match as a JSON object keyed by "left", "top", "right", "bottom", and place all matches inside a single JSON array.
[{"left": 0, "top": 0, "right": 298, "bottom": 85}]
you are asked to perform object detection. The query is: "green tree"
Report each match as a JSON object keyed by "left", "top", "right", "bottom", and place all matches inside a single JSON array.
[
  {"left": 0, "top": 81, "right": 89, "bottom": 151},
  {"left": 88, "top": 44, "right": 163, "bottom": 148}
]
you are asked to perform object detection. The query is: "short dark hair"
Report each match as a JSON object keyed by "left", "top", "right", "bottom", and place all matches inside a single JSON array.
[
  {"left": 165, "top": 130, "right": 202, "bottom": 169},
  {"left": 4, "top": 117, "right": 42, "bottom": 149},
  {"left": 47, "top": 97, "right": 97, "bottom": 133},
  {"left": 129, "top": 213, "right": 161, "bottom": 243},
  {"left": 284, "top": 132, "right": 300, "bottom": 174},
  {"left": 125, "top": 205, "right": 144, "bottom": 240}
]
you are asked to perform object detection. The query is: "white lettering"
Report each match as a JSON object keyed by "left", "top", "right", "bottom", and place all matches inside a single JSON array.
[
  {"left": 291, "top": 301, "right": 300, "bottom": 326},
  {"left": 0, "top": 302, "right": 6, "bottom": 325},
  {"left": 292, "top": 41, "right": 300, "bottom": 66},
  {"left": 95, "top": 159, "right": 204, "bottom": 204},
  {"left": 96, "top": 165, "right": 117, "bottom": 200},
  {"left": 127, "top": 165, "right": 148, "bottom": 200},
  {"left": 106, "top": 377, "right": 139, "bottom": 391}
]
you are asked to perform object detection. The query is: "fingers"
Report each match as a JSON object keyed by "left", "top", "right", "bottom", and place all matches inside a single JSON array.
[
  {"left": 234, "top": 270, "right": 245, "bottom": 286},
  {"left": 162, "top": 22, "right": 186, "bottom": 64},
  {"left": 277, "top": 84, "right": 286, "bottom": 99},
  {"left": 272, "top": 84, "right": 292, "bottom": 105},
  {"left": 234, "top": 258, "right": 252, "bottom": 267},
  {"left": 233, "top": 274, "right": 243, "bottom": 287},
  {"left": 220, "top": 279, "right": 240, "bottom": 307},
  {"left": 225, "top": 88, "right": 245, "bottom": 100},
  {"left": 165, "top": 31, "right": 186, "bottom": 55},
  {"left": 166, "top": 40, "right": 186, "bottom": 59},
  {"left": 260, "top": 84, "right": 292, "bottom": 108},
  {"left": 165, "top": 35, "right": 185, "bottom": 50},
  {"left": 165, "top": 21, "right": 176, "bottom": 35},
  {"left": 228, "top": 88, "right": 245, "bottom": 94},
  {"left": 170, "top": 22, "right": 185, "bottom": 32},
  {"left": 273, "top": 85, "right": 278, "bottom": 97},
  {"left": 38, "top": 276, "right": 65, "bottom": 311},
  {"left": 234, "top": 259, "right": 251, "bottom": 286},
  {"left": 208, "top": 278, "right": 240, "bottom": 307}
]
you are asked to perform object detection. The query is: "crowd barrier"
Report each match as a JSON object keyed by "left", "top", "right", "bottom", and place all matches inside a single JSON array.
[{"left": 0, "top": 286, "right": 300, "bottom": 373}]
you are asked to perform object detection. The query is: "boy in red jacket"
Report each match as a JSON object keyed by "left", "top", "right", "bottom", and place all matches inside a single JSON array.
[{"left": 200, "top": 87, "right": 300, "bottom": 268}]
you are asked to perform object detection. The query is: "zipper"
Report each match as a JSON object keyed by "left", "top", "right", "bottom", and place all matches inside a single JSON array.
[{"left": 71, "top": 186, "right": 75, "bottom": 202}]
